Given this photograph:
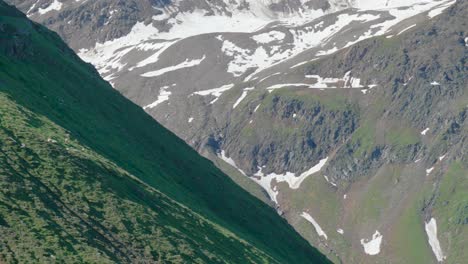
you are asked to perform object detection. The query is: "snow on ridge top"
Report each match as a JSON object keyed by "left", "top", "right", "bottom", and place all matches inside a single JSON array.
[
  {"left": 77, "top": 0, "right": 454, "bottom": 86},
  {"left": 360, "top": 230, "right": 383, "bottom": 255},
  {"left": 301, "top": 212, "right": 328, "bottom": 239},
  {"left": 425, "top": 218, "right": 446, "bottom": 262}
]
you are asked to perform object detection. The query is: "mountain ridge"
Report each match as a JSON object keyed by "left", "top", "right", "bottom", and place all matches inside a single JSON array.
[
  {"left": 4, "top": 0, "right": 467, "bottom": 263},
  {"left": 0, "top": 1, "right": 331, "bottom": 262}
]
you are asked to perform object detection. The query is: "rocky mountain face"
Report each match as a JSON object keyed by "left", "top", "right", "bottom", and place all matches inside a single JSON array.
[
  {"left": 0, "top": 1, "right": 331, "bottom": 263},
  {"left": 7, "top": 0, "right": 467, "bottom": 263}
]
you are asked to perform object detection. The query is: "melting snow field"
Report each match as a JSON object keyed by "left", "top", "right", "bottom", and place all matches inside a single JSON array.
[
  {"left": 74, "top": 0, "right": 455, "bottom": 92},
  {"left": 360, "top": 230, "right": 383, "bottom": 255},
  {"left": 301, "top": 212, "right": 328, "bottom": 240},
  {"left": 425, "top": 218, "right": 446, "bottom": 262},
  {"left": 337, "top": 228, "right": 344, "bottom": 235}
]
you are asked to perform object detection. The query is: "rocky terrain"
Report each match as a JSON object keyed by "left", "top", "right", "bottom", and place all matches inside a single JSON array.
[{"left": 7, "top": 0, "right": 467, "bottom": 263}]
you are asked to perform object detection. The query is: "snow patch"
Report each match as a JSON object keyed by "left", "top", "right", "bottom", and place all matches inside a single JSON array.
[
  {"left": 425, "top": 218, "right": 446, "bottom": 262},
  {"left": 232, "top": 87, "right": 254, "bottom": 109},
  {"left": 218, "top": 150, "right": 246, "bottom": 176},
  {"left": 141, "top": 56, "right": 206, "bottom": 77},
  {"left": 337, "top": 229, "right": 344, "bottom": 235},
  {"left": 431, "top": 81, "right": 441, "bottom": 86},
  {"left": 397, "top": 24, "right": 416, "bottom": 35},
  {"left": 267, "top": 72, "right": 376, "bottom": 91},
  {"left": 253, "top": 157, "right": 328, "bottom": 203},
  {"left": 143, "top": 86, "right": 171, "bottom": 109},
  {"left": 188, "top": 117, "right": 194, "bottom": 123},
  {"left": 427, "top": 0, "right": 456, "bottom": 18},
  {"left": 253, "top": 104, "right": 261, "bottom": 113},
  {"left": 323, "top": 175, "right": 337, "bottom": 187},
  {"left": 251, "top": 31, "right": 286, "bottom": 44},
  {"left": 38, "top": 0, "right": 62, "bottom": 15},
  {"left": 426, "top": 167, "right": 434, "bottom": 176},
  {"left": 360, "top": 230, "right": 383, "bottom": 255},
  {"left": 192, "top": 84, "right": 234, "bottom": 104},
  {"left": 301, "top": 212, "right": 328, "bottom": 239},
  {"left": 421, "top": 128, "right": 430, "bottom": 135}
]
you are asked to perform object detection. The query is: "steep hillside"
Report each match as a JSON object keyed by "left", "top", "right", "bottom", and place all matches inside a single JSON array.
[{"left": 0, "top": 2, "right": 330, "bottom": 263}]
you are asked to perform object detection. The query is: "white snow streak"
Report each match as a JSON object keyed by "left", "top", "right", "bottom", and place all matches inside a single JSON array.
[
  {"left": 427, "top": 0, "right": 456, "bottom": 18},
  {"left": 301, "top": 212, "right": 328, "bottom": 239},
  {"left": 192, "top": 84, "right": 234, "bottom": 104},
  {"left": 426, "top": 167, "right": 434, "bottom": 176},
  {"left": 425, "top": 218, "right": 446, "bottom": 262},
  {"left": 397, "top": 24, "right": 416, "bottom": 35},
  {"left": 421, "top": 128, "right": 430, "bottom": 135},
  {"left": 143, "top": 86, "right": 171, "bottom": 109},
  {"left": 324, "top": 175, "right": 337, "bottom": 187},
  {"left": 253, "top": 157, "right": 328, "bottom": 203},
  {"left": 266, "top": 71, "right": 376, "bottom": 92},
  {"left": 233, "top": 87, "right": 254, "bottom": 109},
  {"left": 141, "top": 56, "right": 206, "bottom": 77},
  {"left": 217, "top": 150, "right": 246, "bottom": 176}
]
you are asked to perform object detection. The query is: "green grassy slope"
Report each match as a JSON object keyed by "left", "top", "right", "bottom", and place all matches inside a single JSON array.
[
  {"left": 0, "top": 93, "right": 276, "bottom": 263},
  {"left": 0, "top": 2, "right": 330, "bottom": 263}
]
